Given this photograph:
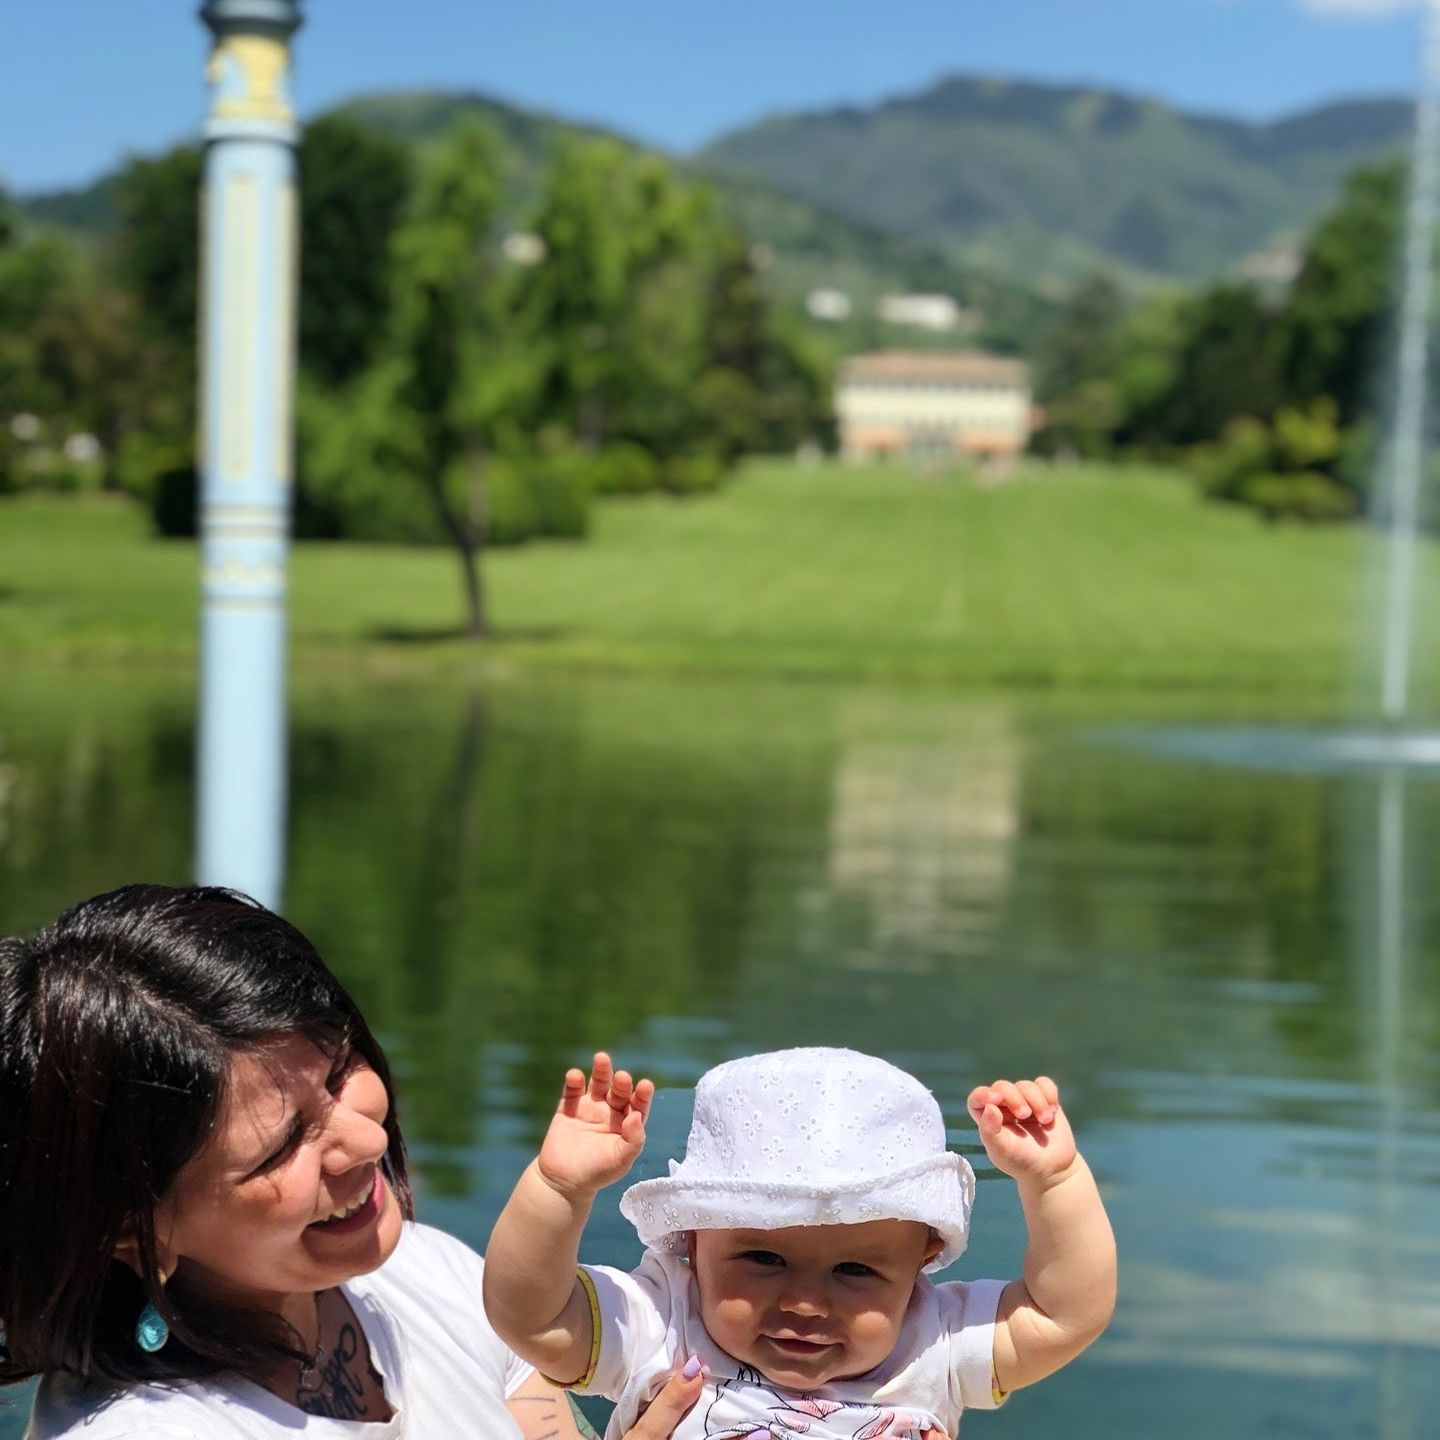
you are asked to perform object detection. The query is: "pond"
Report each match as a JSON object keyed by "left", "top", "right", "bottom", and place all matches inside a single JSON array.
[{"left": 1, "top": 667, "right": 1436, "bottom": 1440}]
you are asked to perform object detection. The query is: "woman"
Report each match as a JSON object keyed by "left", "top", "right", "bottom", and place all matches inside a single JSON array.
[{"left": 0, "top": 885, "right": 700, "bottom": 1439}]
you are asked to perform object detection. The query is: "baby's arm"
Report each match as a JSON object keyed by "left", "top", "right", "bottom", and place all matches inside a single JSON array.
[
  {"left": 968, "top": 1077, "right": 1116, "bottom": 1394},
  {"left": 484, "top": 1053, "right": 653, "bottom": 1383}
]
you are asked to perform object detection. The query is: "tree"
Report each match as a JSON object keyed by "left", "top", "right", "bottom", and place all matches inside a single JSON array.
[
  {"left": 386, "top": 119, "right": 509, "bottom": 638},
  {"left": 1030, "top": 273, "right": 1130, "bottom": 457},
  {"left": 0, "top": 232, "right": 161, "bottom": 492},
  {"left": 1035, "top": 273, "right": 1125, "bottom": 405},
  {"left": 514, "top": 139, "right": 702, "bottom": 453},
  {"left": 111, "top": 145, "right": 205, "bottom": 465},
  {"left": 1152, "top": 284, "right": 1283, "bottom": 446},
  {"left": 1281, "top": 160, "right": 1404, "bottom": 429},
  {"left": 513, "top": 141, "right": 829, "bottom": 468},
  {"left": 694, "top": 229, "right": 832, "bottom": 458},
  {"left": 110, "top": 120, "right": 417, "bottom": 430},
  {"left": 114, "top": 146, "right": 204, "bottom": 363},
  {"left": 30, "top": 267, "right": 156, "bottom": 488},
  {"left": 0, "top": 233, "right": 77, "bottom": 422},
  {"left": 1106, "top": 293, "right": 1184, "bottom": 451},
  {"left": 298, "top": 115, "right": 414, "bottom": 387}
]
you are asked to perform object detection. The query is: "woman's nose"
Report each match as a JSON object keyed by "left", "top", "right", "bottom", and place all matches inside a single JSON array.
[{"left": 323, "top": 1098, "right": 389, "bottom": 1173}]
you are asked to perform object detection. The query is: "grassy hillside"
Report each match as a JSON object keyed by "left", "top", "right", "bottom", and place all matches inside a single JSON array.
[
  {"left": 18, "top": 76, "right": 1414, "bottom": 301},
  {"left": 701, "top": 76, "right": 1411, "bottom": 284},
  {"left": 0, "top": 461, "right": 1403, "bottom": 695},
  {"left": 20, "top": 75, "right": 1415, "bottom": 333},
  {"left": 16, "top": 90, "right": 1026, "bottom": 348}
]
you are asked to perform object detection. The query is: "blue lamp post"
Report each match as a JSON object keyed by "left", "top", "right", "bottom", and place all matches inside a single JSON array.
[{"left": 194, "top": 0, "right": 303, "bottom": 911}]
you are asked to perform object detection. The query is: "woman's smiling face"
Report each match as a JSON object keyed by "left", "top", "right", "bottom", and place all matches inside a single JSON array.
[{"left": 157, "top": 1033, "right": 403, "bottom": 1310}]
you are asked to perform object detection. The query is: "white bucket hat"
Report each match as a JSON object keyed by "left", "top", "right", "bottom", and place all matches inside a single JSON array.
[{"left": 619, "top": 1047, "right": 975, "bottom": 1272}]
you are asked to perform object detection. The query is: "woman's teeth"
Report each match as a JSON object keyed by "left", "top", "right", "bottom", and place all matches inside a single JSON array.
[{"left": 318, "top": 1176, "right": 373, "bottom": 1224}]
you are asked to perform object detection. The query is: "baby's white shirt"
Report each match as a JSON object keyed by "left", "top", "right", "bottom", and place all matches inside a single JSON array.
[{"left": 573, "top": 1250, "right": 1006, "bottom": 1440}]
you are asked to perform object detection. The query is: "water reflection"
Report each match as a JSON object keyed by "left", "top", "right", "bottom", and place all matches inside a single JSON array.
[{"left": 0, "top": 671, "right": 1436, "bottom": 1439}]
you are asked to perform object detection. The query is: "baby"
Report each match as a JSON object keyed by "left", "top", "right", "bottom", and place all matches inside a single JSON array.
[{"left": 484, "top": 1048, "right": 1115, "bottom": 1440}]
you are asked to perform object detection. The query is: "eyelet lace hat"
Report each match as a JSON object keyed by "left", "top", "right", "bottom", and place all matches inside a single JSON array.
[{"left": 619, "top": 1047, "right": 975, "bottom": 1272}]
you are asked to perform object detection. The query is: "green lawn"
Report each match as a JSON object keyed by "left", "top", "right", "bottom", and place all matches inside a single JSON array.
[{"left": 0, "top": 460, "right": 1409, "bottom": 691}]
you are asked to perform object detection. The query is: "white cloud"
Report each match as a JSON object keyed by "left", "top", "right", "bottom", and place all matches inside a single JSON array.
[{"left": 1300, "top": 0, "right": 1419, "bottom": 16}]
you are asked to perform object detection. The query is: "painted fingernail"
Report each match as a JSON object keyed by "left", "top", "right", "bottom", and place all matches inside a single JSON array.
[
  {"left": 748, "top": 1430, "right": 770, "bottom": 1440},
  {"left": 682, "top": 1355, "right": 703, "bottom": 1379}
]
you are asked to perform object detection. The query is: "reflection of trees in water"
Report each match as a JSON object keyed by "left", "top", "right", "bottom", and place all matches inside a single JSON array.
[
  {"left": 1000, "top": 738, "right": 1440, "bottom": 1114},
  {"left": 10, "top": 674, "right": 1437, "bottom": 1435},
  {"left": 0, "top": 672, "right": 193, "bottom": 934},
  {"left": 283, "top": 677, "right": 840, "bottom": 1190},
  {"left": 998, "top": 735, "right": 1440, "bottom": 1436},
  {"left": 394, "top": 690, "right": 487, "bottom": 1197}
]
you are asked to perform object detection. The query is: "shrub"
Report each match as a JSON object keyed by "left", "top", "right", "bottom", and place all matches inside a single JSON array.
[
  {"left": 483, "top": 457, "right": 542, "bottom": 546},
  {"left": 151, "top": 464, "right": 198, "bottom": 537},
  {"left": 1238, "top": 471, "right": 1358, "bottom": 524},
  {"left": 456, "top": 454, "right": 591, "bottom": 547},
  {"left": 526, "top": 453, "right": 591, "bottom": 539},
  {"left": 661, "top": 451, "right": 725, "bottom": 495},
  {"left": 1194, "top": 415, "right": 1270, "bottom": 504},
  {"left": 590, "top": 442, "right": 660, "bottom": 496},
  {"left": 115, "top": 431, "right": 187, "bottom": 502},
  {"left": 1193, "top": 404, "right": 1359, "bottom": 524}
]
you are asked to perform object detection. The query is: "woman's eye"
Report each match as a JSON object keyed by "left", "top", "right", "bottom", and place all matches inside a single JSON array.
[
  {"left": 326, "top": 1051, "right": 358, "bottom": 1093},
  {"left": 741, "top": 1250, "right": 785, "bottom": 1268},
  {"left": 835, "top": 1262, "right": 877, "bottom": 1278},
  {"left": 248, "top": 1127, "right": 301, "bottom": 1179}
]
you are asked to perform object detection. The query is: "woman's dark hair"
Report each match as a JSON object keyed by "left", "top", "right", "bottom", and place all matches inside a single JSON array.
[{"left": 0, "top": 884, "right": 414, "bottom": 1386}]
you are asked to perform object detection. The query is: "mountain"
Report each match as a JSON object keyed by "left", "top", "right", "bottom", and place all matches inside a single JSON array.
[
  {"left": 14, "top": 76, "right": 1414, "bottom": 348},
  {"left": 13, "top": 90, "right": 1044, "bottom": 352},
  {"left": 326, "top": 93, "right": 1049, "bottom": 340},
  {"left": 700, "top": 75, "right": 1412, "bottom": 283}
]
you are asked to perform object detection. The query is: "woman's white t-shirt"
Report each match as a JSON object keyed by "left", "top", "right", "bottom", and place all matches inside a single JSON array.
[{"left": 26, "top": 1223, "right": 532, "bottom": 1440}]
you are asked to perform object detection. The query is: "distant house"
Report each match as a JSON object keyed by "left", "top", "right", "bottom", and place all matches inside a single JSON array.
[
  {"left": 806, "top": 287, "right": 854, "bottom": 321},
  {"left": 836, "top": 351, "right": 1033, "bottom": 460},
  {"left": 875, "top": 294, "right": 971, "bottom": 333}
]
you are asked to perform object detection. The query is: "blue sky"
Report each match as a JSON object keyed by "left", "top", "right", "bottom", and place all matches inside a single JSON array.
[{"left": 0, "top": 0, "right": 1429, "bottom": 194}]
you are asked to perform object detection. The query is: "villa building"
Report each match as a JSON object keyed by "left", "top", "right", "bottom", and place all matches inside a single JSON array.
[{"left": 836, "top": 350, "right": 1033, "bottom": 460}]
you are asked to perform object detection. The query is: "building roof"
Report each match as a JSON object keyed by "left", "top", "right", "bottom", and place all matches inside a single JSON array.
[{"left": 839, "top": 350, "right": 1029, "bottom": 387}]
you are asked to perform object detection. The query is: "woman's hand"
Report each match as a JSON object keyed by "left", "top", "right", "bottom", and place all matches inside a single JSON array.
[
  {"left": 506, "top": 1362, "right": 705, "bottom": 1440},
  {"left": 537, "top": 1052, "right": 654, "bottom": 1199},
  {"left": 967, "top": 1076, "right": 1077, "bottom": 1184},
  {"left": 622, "top": 1361, "right": 707, "bottom": 1440}
]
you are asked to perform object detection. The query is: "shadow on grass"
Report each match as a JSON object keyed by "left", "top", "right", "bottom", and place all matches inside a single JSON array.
[{"left": 367, "top": 623, "right": 571, "bottom": 645}]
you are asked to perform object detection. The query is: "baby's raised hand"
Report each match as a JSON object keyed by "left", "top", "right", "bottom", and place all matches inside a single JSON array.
[
  {"left": 967, "top": 1076, "right": 1077, "bottom": 1184},
  {"left": 537, "top": 1052, "right": 654, "bottom": 1199}
]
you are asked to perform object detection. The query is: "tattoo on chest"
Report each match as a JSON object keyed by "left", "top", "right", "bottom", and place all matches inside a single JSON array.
[
  {"left": 568, "top": 1395, "right": 602, "bottom": 1440},
  {"left": 296, "top": 1322, "right": 383, "bottom": 1420}
]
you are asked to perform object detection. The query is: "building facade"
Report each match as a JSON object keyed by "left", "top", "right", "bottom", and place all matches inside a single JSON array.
[{"left": 836, "top": 350, "right": 1033, "bottom": 460}]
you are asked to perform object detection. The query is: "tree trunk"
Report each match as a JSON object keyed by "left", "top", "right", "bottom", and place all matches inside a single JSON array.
[
  {"left": 462, "top": 447, "right": 489, "bottom": 639},
  {"left": 423, "top": 462, "right": 487, "bottom": 640},
  {"left": 578, "top": 392, "right": 603, "bottom": 456},
  {"left": 457, "top": 531, "right": 485, "bottom": 639}
]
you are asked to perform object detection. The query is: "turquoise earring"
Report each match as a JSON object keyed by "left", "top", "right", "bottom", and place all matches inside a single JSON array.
[{"left": 136, "top": 1269, "right": 170, "bottom": 1353}]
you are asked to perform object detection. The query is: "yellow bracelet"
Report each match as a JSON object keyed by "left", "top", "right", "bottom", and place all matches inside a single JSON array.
[{"left": 541, "top": 1268, "right": 603, "bottom": 1390}]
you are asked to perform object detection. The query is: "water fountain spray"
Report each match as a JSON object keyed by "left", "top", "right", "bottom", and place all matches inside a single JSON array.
[{"left": 1378, "top": 0, "right": 1440, "bottom": 721}]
